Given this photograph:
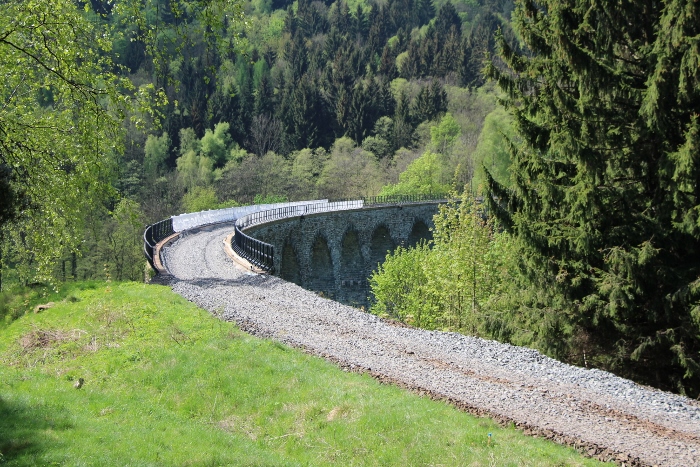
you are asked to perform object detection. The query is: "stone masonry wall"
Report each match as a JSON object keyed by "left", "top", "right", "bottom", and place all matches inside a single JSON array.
[{"left": 246, "top": 203, "right": 440, "bottom": 308}]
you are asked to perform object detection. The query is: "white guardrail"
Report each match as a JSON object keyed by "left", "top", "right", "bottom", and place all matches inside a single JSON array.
[
  {"left": 234, "top": 199, "right": 365, "bottom": 230},
  {"left": 171, "top": 200, "right": 330, "bottom": 232}
]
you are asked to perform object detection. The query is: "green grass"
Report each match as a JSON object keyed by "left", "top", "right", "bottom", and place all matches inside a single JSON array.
[{"left": 0, "top": 281, "right": 608, "bottom": 466}]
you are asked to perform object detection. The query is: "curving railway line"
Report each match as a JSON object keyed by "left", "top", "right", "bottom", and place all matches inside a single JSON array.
[{"left": 153, "top": 218, "right": 700, "bottom": 467}]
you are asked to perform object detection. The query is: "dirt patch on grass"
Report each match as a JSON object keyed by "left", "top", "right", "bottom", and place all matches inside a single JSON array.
[
  {"left": 1, "top": 326, "right": 93, "bottom": 367},
  {"left": 18, "top": 328, "right": 87, "bottom": 351},
  {"left": 219, "top": 415, "right": 260, "bottom": 440}
]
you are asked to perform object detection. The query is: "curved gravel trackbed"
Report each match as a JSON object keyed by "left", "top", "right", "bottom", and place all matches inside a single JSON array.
[{"left": 159, "top": 223, "right": 700, "bottom": 467}]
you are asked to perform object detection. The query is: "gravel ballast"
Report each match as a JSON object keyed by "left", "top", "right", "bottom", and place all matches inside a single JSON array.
[{"left": 161, "top": 223, "right": 700, "bottom": 467}]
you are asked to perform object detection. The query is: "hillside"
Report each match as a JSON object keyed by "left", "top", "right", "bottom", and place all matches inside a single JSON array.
[{"left": 0, "top": 281, "right": 604, "bottom": 466}]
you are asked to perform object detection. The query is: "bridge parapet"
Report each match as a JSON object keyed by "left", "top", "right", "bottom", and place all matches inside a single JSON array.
[
  {"left": 171, "top": 199, "right": 329, "bottom": 232},
  {"left": 143, "top": 199, "right": 328, "bottom": 269},
  {"left": 231, "top": 200, "right": 365, "bottom": 271}
]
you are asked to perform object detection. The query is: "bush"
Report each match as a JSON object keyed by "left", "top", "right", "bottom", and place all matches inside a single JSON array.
[{"left": 370, "top": 193, "right": 518, "bottom": 334}]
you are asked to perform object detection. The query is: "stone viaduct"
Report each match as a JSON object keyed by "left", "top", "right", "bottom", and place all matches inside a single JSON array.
[{"left": 244, "top": 203, "right": 441, "bottom": 308}]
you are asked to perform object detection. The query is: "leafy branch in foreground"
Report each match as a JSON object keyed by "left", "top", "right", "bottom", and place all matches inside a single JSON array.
[
  {"left": 0, "top": 0, "right": 241, "bottom": 286},
  {"left": 0, "top": 0, "right": 131, "bottom": 283}
]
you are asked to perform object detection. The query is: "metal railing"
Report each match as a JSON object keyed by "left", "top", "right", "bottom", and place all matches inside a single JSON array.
[
  {"left": 235, "top": 200, "right": 363, "bottom": 230},
  {"left": 340, "top": 193, "right": 449, "bottom": 206},
  {"left": 171, "top": 200, "right": 328, "bottom": 232},
  {"left": 143, "top": 218, "right": 174, "bottom": 270},
  {"left": 234, "top": 194, "right": 448, "bottom": 231},
  {"left": 231, "top": 200, "right": 364, "bottom": 272},
  {"left": 231, "top": 227, "right": 275, "bottom": 272}
]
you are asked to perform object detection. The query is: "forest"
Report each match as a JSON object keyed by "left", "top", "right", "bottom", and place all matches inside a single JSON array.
[
  {"left": 1, "top": 0, "right": 699, "bottom": 397},
  {"left": 0, "top": 0, "right": 513, "bottom": 283}
]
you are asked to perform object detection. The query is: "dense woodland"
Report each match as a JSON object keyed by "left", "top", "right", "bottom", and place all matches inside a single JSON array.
[
  {"left": 1, "top": 0, "right": 699, "bottom": 397},
  {"left": 1, "top": 0, "right": 514, "bottom": 284}
]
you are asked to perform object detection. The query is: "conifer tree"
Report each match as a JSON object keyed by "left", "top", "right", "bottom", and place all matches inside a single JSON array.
[
  {"left": 388, "top": 0, "right": 416, "bottom": 35},
  {"left": 434, "top": 2, "right": 460, "bottom": 40},
  {"left": 393, "top": 91, "right": 414, "bottom": 149},
  {"left": 284, "top": 33, "right": 309, "bottom": 82},
  {"left": 401, "top": 40, "right": 422, "bottom": 79},
  {"left": 352, "top": 5, "right": 368, "bottom": 40},
  {"left": 418, "top": 26, "right": 440, "bottom": 76},
  {"left": 329, "top": 0, "right": 352, "bottom": 35},
  {"left": 416, "top": 0, "right": 435, "bottom": 26},
  {"left": 458, "top": 37, "right": 477, "bottom": 87},
  {"left": 367, "top": 4, "right": 388, "bottom": 54},
  {"left": 379, "top": 45, "right": 398, "bottom": 80},
  {"left": 487, "top": 0, "right": 700, "bottom": 396}
]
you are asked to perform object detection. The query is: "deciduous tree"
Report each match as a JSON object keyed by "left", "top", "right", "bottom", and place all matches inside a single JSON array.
[{"left": 0, "top": 0, "right": 129, "bottom": 282}]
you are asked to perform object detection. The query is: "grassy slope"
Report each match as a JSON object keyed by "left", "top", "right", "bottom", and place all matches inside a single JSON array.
[{"left": 0, "top": 282, "right": 607, "bottom": 466}]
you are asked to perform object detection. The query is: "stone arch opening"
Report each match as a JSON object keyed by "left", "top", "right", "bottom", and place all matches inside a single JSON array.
[
  {"left": 368, "top": 224, "right": 396, "bottom": 274},
  {"left": 279, "top": 240, "right": 301, "bottom": 286},
  {"left": 339, "top": 228, "right": 367, "bottom": 307},
  {"left": 407, "top": 219, "right": 432, "bottom": 248},
  {"left": 307, "top": 235, "right": 335, "bottom": 297},
  {"left": 340, "top": 229, "right": 364, "bottom": 278}
]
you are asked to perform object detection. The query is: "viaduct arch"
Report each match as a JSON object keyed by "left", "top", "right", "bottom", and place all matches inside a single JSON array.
[{"left": 244, "top": 203, "right": 440, "bottom": 307}]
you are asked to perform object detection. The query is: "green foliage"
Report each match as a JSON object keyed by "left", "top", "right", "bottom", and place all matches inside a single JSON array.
[
  {"left": 290, "top": 147, "right": 328, "bottom": 196},
  {"left": 470, "top": 107, "right": 515, "bottom": 192},
  {"left": 216, "top": 199, "right": 242, "bottom": 209},
  {"left": 363, "top": 116, "right": 395, "bottom": 160},
  {"left": 112, "top": 0, "right": 244, "bottom": 85},
  {"left": 487, "top": 0, "right": 700, "bottom": 395},
  {"left": 218, "top": 151, "right": 297, "bottom": 204},
  {"left": 175, "top": 124, "right": 238, "bottom": 193},
  {"left": 379, "top": 151, "right": 451, "bottom": 196},
  {"left": 143, "top": 132, "right": 171, "bottom": 179},
  {"left": 370, "top": 243, "right": 439, "bottom": 328},
  {"left": 99, "top": 199, "right": 147, "bottom": 282},
  {"left": 362, "top": 136, "right": 393, "bottom": 160},
  {"left": 181, "top": 185, "right": 240, "bottom": 213},
  {"left": 200, "top": 122, "right": 234, "bottom": 166},
  {"left": 0, "top": 282, "right": 606, "bottom": 466},
  {"left": 176, "top": 150, "right": 215, "bottom": 190},
  {"left": 317, "top": 137, "right": 382, "bottom": 199},
  {"left": 430, "top": 112, "right": 462, "bottom": 154},
  {"left": 179, "top": 127, "right": 202, "bottom": 155},
  {"left": 412, "top": 80, "right": 449, "bottom": 124},
  {"left": 0, "top": 0, "right": 132, "bottom": 283},
  {"left": 0, "top": 0, "right": 256, "bottom": 289},
  {"left": 253, "top": 194, "right": 288, "bottom": 204},
  {"left": 371, "top": 194, "right": 517, "bottom": 333},
  {"left": 182, "top": 186, "right": 220, "bottom": 213}
]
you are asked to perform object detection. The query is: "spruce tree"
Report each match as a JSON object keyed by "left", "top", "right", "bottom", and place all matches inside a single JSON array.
[
  {"left": 487, "top": 0, "right": 700, "bottom": 396},
  {"left": 416, "top": 0, "right": 435, "bottom": 26},
  {"left": 352, "top": 5, "right": 368, "bottom": 40},
  {"left": 379, "top": 45, "right": 398, "bottom": 80},
  {"left": 434, "top": 2, "right": 460, "bottom": 40}
]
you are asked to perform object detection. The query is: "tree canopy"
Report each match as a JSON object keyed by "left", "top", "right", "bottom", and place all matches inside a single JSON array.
[
  {"left": 0, "top": 0, "right": 240, "bottom": 284},
  {"left": 0, "top": 0, "right": 129, "bottom": 280},
  {"left": 487, "top": 0, "right": 700, "bottom": 396}
]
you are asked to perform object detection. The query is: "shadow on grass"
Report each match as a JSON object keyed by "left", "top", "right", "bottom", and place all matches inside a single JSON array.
[{"left": 0, "top": 395, "right": 72, "bottom": 465}]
